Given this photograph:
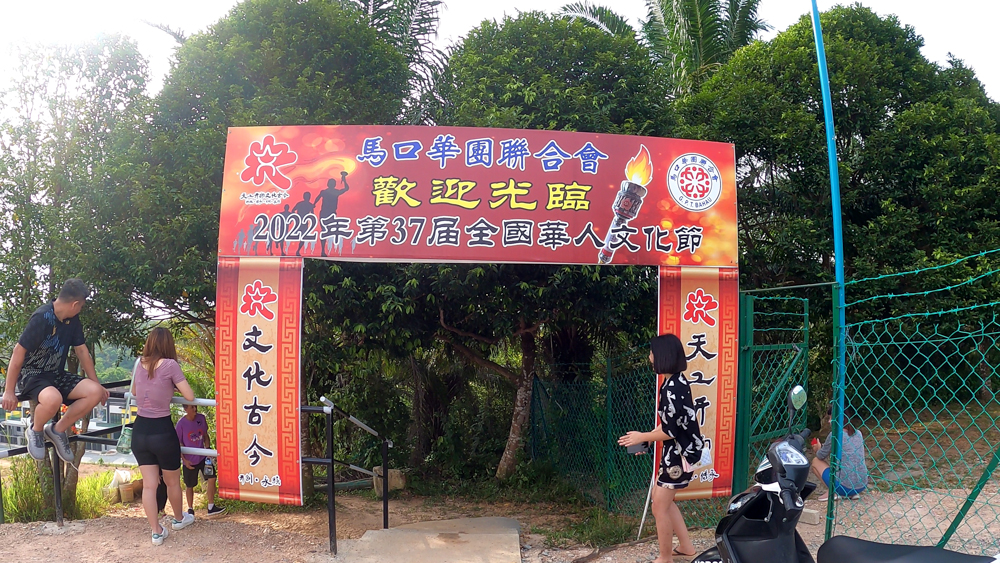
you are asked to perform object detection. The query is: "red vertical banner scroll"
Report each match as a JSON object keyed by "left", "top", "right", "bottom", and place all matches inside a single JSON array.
[
  {"left": 215, "top": 257, "right": 304, "bottom": 505},
  {"left": 655, "top": 265, "right": 739, "bottom": 501}
]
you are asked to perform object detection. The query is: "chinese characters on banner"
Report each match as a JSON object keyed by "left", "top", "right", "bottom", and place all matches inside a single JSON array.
[
  {"left": 216, "top": 257, "right": 303, "bottom": 504},
  {"left": 216, "top": 126, "right": 738, "bottom": 506},
  {"left": 656, "top": 266, "right": 739, "bottom": 500},
  {"left": 218, "top": 126, "right": 737, "bottom": 267}
]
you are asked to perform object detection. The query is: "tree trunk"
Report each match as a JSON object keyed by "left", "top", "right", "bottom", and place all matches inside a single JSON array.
[
  {"left": 60, "top": 411, "right": 90, "bottom": 518},
  {"left": 495, "top": 331, "right": 536, "bottom": 480},
  {"left": 408, "top": 354, "right": 431, "bottom": 468}
]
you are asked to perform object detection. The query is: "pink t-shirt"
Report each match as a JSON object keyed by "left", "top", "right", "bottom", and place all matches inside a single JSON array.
[{"left": 132, "top": 358, "right": 187, "bottom": 418}]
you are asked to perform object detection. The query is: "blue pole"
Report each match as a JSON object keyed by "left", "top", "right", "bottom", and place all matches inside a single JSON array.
[{"left": 810, "top": 1, "right": 847, "bottom": 542}]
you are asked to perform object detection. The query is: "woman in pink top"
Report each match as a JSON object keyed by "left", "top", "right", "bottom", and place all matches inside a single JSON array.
[{"left": 131, "top": 328, "right": 196, "bottom": 545}]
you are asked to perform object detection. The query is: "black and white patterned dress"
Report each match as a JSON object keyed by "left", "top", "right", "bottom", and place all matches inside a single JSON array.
[{"left": 656, "top": 372, "right": 705, "bottom": 489}]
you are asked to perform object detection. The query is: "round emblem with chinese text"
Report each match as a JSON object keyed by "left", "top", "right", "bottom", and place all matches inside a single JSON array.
[
  {"left": 667, "top": 465, "right": 683, "bottom": 479},
  {"left": 667, "top": 153, "right": 723, "bottom": 212}
]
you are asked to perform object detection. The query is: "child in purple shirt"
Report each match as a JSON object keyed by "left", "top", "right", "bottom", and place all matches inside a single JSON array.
[{"left": 176, "top": 405, "right": 225, "bottom": 517}]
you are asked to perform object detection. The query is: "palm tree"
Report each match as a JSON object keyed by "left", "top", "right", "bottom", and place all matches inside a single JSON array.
[
  {"left": 560, "top": 0, "right": 770, "bottom": 96},
  {"left": 347, "top": 0, "right": 446, "bottom": 123}
]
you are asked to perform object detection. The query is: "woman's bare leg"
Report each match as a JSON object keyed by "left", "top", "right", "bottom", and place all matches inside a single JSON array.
[
  {"left": 139, "top": 465, "right": 165, "bottom": 534},
  {"left": 651, "top": 485, "right": 678, "bottom": 563},
  {"left": 668, "top": 500, "right": 695, "bottom": 555}
]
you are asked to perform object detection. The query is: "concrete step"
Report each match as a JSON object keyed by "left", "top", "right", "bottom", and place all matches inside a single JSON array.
[{"left": 337, "top": 518, "right": 521, "bottom": 563}]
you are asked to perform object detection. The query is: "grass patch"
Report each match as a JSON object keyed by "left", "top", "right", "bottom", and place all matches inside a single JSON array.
[
  {"left": 1, "top": 459, "right": 117, "bottom": 522},
  {"left": 76, "top": 469, "right": 116, "bottom": 519},
  {"left": 222, "top": 490, "right": 328, "bottom": 514},
  {"left": 533, "top": 508, "right": 637, "bottom": 547},
  {"left": 2, "top": 456, "right": 54, "bottom": 522},
  {"left": 407, "top": 461, "right": 586, "bottom": 505}
]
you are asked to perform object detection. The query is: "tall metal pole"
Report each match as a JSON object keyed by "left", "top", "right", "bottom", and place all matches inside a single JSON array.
[
  {"left": 381, "top": 440, "right": 389, "bottom": 529},
  {"left": 326, "top": 411, "right": 336, "bottom": 555},
  {"left": 810, "top": 0, "right": 847, "bottom": 541}
]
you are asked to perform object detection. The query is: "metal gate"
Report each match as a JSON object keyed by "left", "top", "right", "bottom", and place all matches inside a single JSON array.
[{"left": 733, "top": 294, "right": 810, "bottom": 491}]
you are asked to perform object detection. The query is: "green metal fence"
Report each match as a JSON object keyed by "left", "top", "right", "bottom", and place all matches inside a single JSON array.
[
  {"left": 734, "top": 294, "right": 810, "bottom": 491},
  {"left": 530, "top": 292, "right": 809, "bottom": 528},
  {"left": 829, "top": 251, "right": 1000, "bottom": 554},
  {"left": 530, "top": 347, "right": 726, "bottom": 528}
]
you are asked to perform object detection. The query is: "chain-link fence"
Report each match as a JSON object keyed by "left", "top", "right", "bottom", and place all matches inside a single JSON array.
[
  {"left": 530, "top": 346, "right": 726, "bottom": 528},
  {"left": 831, "top": 251, "right": 1000, "bottom": 554},
  {"left": 736, "top": 295, "right": 810, "bottom": 490}
]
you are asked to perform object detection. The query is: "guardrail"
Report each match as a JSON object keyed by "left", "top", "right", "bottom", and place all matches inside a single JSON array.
[
  {"left": 301, "top": 395, "right": 392, "bottom": 555},
  {"left": 1, "top": 383, "right": 391, "bottom": 556}
]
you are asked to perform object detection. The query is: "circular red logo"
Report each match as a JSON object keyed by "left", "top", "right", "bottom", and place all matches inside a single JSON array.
[{"left": 667, "top": 154, "right": 722, "bottom": 212}]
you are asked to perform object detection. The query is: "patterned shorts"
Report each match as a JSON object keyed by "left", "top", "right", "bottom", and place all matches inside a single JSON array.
[
  {"left": 657, "top": 439, "right": 693, "bottom": 489},
  {"left": 16, "top": 371, "right": 85, "bottom": 404}
]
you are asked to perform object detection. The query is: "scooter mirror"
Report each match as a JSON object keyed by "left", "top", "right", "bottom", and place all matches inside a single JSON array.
[{"left": 788, "top": 385, "right": 807, "bottom": 412}]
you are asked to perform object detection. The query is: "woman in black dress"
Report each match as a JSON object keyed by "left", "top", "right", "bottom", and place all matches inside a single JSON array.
[{"left": 619, "top": 334, "right": 703, "bottom": 562}]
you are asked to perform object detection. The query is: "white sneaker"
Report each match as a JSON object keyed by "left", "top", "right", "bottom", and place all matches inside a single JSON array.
[
  {"left": 151, "top": 525, "right": 169, "bottom": 545},
  {"left": 171, "top": 511, "right": 195, "bottom": 530}
]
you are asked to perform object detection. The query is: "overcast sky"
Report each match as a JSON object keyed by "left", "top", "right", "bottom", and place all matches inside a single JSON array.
[{"left": 1, "top": 0, "right": 997, "bottom": 99}]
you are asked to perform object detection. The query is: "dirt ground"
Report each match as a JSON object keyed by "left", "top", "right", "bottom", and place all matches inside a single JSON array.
[
  {"left": 2, "top": 464, "right": 991, "bottom": 563},
  {"left": 0, "top": 483, "right": 833, "bottom": 563},
  {"left": 0, "top": 485, "right": 587, "bottom": 563}
]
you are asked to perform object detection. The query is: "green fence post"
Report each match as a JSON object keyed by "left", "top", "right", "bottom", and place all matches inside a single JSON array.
[
  {"left": 605, "top": 356, "right": 614, "bottom": 512},
  {"left": 938, "top": 443, "right": 1000, "bottom": 548},
  {"left": 733, "top": 293, "right": 754, "bottom": 493},
  {"left": 825, "top": 284, "right": 843, "bottom": 541},
  {"left": 802, "top": 299, "right": 809, "bottom": 403}
]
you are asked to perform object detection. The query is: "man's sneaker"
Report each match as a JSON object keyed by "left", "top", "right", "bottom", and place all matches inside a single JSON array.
[
  {"left": 25, "top": 426, "right": 46, "bottom": 460},
  {"left": 43, "top": 424, "right": 75, "bottom": 464},
  {"left": 848, "top": 493, "right": 861, "bottom": 500},
  {"left": 187, "top": 508, "right": 194, "bottom": 516},
  {"left": 171, "top": 511, "right": 195, "bottom": 530},
  {"left": 206, "top": 505, "right": 227, "bottom": 518},
  {"left": 151, "top": 525, "right": 169, "bottom": 545}
]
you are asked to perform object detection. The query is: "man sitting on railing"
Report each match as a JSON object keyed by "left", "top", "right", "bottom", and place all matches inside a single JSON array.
[{"left": 1, "top": 279, "right": 110, "bottom": 463}]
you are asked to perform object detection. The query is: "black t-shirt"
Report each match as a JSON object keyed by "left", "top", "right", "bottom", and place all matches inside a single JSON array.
[{"left": 16, "top": 302, "right": 86, "bottom": 387}]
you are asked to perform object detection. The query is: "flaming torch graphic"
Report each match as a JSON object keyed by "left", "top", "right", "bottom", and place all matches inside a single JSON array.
[{"left": 598, "top": 145, "right": 653, "bottom": 264}]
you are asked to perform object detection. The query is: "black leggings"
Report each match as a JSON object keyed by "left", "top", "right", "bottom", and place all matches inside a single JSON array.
[{"left": 132, "top": 415, "right": 181, "bottom": 471}]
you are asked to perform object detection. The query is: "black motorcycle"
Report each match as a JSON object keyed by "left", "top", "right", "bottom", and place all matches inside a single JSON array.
[{"left": 692, "top": 386, "right": 994, "bottom": 563}]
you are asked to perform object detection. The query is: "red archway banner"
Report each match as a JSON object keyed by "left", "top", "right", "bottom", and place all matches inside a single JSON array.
[
  {"left": 214, "top": 126, "right": 739, "bottom": 506},
  {"left": 218, "top": 126, "right": 736, "bottom": 267}
]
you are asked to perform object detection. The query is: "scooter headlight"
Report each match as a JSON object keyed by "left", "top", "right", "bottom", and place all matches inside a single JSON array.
[{"left": 775, "top": 442, "right": 808, "bottom": 466}]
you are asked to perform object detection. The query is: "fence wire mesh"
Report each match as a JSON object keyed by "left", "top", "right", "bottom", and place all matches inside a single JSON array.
[
  {"left": 832, "top": 252, "right": 1000, "bottom": 554},
  {"left": 530, "top": 346, "right": 726, "bottom": 528},
  {"left": 739, "top": 295, "right": 809, "bottom": 490}
]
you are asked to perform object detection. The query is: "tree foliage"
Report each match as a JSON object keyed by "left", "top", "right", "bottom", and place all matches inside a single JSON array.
[
  {"left": 560, "top": 0, "right": 770, "bottom": 95},
  {"left": 96, "top": 0, "right": 411, "bottom": 332},
  {"left": 436, "top": 11, "right": 674, "bottom": 136}
]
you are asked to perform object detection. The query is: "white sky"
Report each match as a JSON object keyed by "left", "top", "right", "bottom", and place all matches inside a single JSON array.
[{"left": 0, "top": 0, "right": 996, "bottom": 99}]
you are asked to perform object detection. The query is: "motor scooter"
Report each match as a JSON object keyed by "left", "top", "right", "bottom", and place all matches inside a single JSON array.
[{"left": 692, "top": 386, "right": 995, "bottom": 563}]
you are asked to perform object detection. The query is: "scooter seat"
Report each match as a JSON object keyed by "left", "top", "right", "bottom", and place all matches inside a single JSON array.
[{"left": 818, "top": 536, "right": 994, "bottom": 563}]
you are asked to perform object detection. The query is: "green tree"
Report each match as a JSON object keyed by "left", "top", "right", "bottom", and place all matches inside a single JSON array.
[
  {"left": 436, "top": 11, "right": 674, "bottom": 136},
  {"left": 82, "top": 0, "right": 410, "bottom": 332},
  {"left": 560, "top": 0, "right": 770, "bottom": 95},
  {"left": 346, "top": 0, "right": 445, "bottom": 123},
  {"left": 0, "top": 35, "right": 150, "bottom": 518},
  {"left": 676, "top": 4, "right": 1000, "bottom": 407},
  {"left": 349, "top": 12, "right": 666, "bottom": 479},
  {"left": 676, "top": 5, "right": 999, "bottom": 290}
]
